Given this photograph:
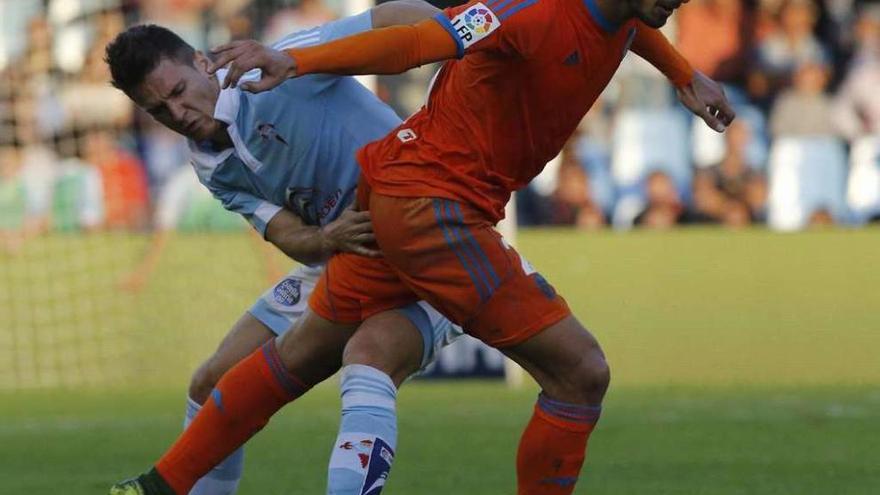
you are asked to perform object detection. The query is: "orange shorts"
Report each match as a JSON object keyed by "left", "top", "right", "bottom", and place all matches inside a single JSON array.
[{"left": 309, "top": 189, "right": 571, "bottom": 348}]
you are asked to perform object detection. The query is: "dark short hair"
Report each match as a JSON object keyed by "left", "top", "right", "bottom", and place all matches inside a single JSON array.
[{"left": 104, "top": 24, "right": 196, "bottom": 95}]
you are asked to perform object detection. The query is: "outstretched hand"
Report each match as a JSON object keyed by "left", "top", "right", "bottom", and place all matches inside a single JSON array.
[
  {"left": 208, "top": 40, "right": 297, "bottom": 93},
  {"left": 677, "top": 71, "right": 736, "bottom": 133}
]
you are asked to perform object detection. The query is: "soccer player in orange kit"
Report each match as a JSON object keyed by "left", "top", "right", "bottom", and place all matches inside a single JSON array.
[{"left": 119, "top": 0, "right": 735, "bottom": 493}]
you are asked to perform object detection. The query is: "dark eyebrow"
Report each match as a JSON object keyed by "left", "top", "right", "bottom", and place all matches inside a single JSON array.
[
  {"left": 145, "top": 80, "right": 185, "bottom": 114},
  {"left": 163, "top": 80, "right": 185, "bottom": 100}
]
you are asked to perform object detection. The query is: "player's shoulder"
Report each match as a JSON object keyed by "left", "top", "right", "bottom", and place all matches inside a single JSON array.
[
  {"left": 480, "top": 0, "right": 554, "bottom": 24},
  {"left": 270, "top": 25, "right": 324, "bottom": 51}
]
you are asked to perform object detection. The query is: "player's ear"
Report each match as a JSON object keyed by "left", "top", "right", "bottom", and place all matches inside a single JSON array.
[{"left": 194, "top": 51, "right": 212, "bottom": 75}]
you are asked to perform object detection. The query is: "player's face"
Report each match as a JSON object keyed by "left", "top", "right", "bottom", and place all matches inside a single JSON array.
[
  {"left": 131, "top": 53, "right": 222, "bottom": 142},
  {"left": 630, "top": 0, "right": 688, "bottom": 28}
]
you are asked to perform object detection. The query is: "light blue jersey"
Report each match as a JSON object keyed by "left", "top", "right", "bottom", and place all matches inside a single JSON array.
[
  {"left": 189, "top": 11, "right": 401, "bottom": 235},
  {"left": 186, "top": 11, "right": 462, "bottom": 365}
]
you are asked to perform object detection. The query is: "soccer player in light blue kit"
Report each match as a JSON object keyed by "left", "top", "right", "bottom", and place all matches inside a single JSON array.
[{"left": 105, "top": 2, "right": 457, "bottom": 494}]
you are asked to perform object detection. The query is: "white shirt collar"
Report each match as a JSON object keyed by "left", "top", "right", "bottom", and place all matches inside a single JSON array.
[
  {"left": 187, "top": 69, "right": 241, "bottom": 174},
  {"left": 189, "top": 68, "right": 267, "bottom": 178}
]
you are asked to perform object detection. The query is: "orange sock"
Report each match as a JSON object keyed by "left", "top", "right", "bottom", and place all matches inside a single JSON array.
[
  {"left": 155, "top": 342, "right": 309, "bottom": 494},
  {"left": 516, "top": 393, "right": 601, "bottom": 495}
]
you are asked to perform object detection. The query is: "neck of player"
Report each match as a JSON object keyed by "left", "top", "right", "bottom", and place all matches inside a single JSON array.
[
  {"left": 209, "top": 124, "right": 233, "bottom": 150},
  {"left": 593, "top": 0, "right": 634, "bottom": 27}
]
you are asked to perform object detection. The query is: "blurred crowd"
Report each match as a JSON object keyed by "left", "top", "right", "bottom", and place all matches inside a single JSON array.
[{"left": 1, "top": 0, "right": 879, "bottom": 254}]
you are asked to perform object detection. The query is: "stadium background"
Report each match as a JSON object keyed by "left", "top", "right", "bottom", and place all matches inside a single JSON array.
[{"left": 1, "top": 0, "right": 878, "bottom": 493}]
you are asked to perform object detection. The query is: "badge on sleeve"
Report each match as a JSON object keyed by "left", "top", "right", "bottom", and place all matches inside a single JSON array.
[{"left": 451, "top": 3, "right": 501, "bottom": 49}]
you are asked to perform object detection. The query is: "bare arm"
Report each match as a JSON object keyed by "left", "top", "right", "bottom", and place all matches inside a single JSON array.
[
  {"left": 289, "top": 20, "right": 454, "bottom": 77},
  {"left": 630, "top": 26, "right": 735, "bottom": 132},
  {"left": 210, "top": 6, "right": 455, "bottom": 92},
  {"left": 264, "top": 207, "right": 380, "bottom": 266},
  {"left": 118, "top": 229, "right": 172, "bottom": 292},
  {"left": 630, "top": 26, "right": 694, "bottom": 87}
]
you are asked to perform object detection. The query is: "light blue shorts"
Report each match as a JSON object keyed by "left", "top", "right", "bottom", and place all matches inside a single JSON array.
[{"left": 248, "top": 266, "right": 463, "bottom": 371}]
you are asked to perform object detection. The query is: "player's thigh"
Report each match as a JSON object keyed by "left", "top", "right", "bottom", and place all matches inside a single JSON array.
[
  {"left": 343, "top": 310, "right": 426, "bottom": 387},
  {"left": 344, "top": 302, "right": 463, "bottom": 387},
  {"left": 275, "top": 308, "right": 359, "bottom": 385},
  {"left": 369, "top": 194, "right": 571, "bottom": 348},
  {"left": 502, "top": 315, "right": 610, "bottom": 405},
  {"left": 190, "top": 312, "right": 275, "bottom": 403}
]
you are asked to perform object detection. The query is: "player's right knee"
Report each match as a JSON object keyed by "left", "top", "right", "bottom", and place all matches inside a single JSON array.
[
  {"left": 188, "top": 359, "right": 220, "bottom": 404},
  {"left": 549, "top": 346, "right": 610, "bottom": 405},
  {"left": 578, "top": 349, "right": 611, "bottom": 401}
]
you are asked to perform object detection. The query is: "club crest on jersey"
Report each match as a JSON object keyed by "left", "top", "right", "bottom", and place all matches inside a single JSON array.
[
  {"left": 451, "top": 3, "right": 500, "bottom": 49},
  {"left": 397, "top": 128, "right": 417, "bottom": 143},
  {"left": 256, "top": 122, "right": 288, "bottom": 146},
  {"left": 273, "top": 278, "right": 302, "bottom": 306}
]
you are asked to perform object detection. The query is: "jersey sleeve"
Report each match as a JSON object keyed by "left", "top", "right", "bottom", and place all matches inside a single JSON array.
[
  {"left": 432, "top": 0, "right": 548, "bottom": 58},
  {"left": 272, "top": 11, "right": 374, "bottom": 88},
  {"left": 204, "top": 181, "right": 282, "bottom": 237},
  {"left": 273, "top": 11, "right": 373, "bottom": 50}
]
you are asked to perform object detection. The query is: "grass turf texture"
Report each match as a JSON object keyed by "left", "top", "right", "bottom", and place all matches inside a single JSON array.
[{"left": 1, "top": 228, "right": 879, "bottom": 493}]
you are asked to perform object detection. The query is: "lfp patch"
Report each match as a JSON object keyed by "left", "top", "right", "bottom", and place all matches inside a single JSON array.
[
  {"left": 451, "top": 3, "right": 500, "bottom": 49},
  {"left": 273, "top": 278, "right": 301, "bottom": 306}
]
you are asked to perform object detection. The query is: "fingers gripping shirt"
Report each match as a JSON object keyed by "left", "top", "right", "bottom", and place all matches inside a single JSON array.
[{"left": 188, "top": 11, "right": 402, "bottom": 237}]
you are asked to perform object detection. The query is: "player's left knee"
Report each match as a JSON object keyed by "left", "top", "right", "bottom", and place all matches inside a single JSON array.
[
  {"left": 188, "top": 359, "right": 220, "bottom": 404},
  {"left": 343, "top": 327, "right": 421, "bottom": 387}
]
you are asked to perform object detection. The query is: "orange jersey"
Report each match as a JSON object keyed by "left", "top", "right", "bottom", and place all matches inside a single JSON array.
[{"left": 358, "top": 0, "right": 647, "bottom": 222}]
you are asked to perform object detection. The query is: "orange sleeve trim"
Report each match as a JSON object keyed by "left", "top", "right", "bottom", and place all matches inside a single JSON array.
[
  {"left": 287, "top": 19, "right": 458, "bottom": 77},
  {"left": 630, "top": 25, "right": 694, "bottom": 87}
]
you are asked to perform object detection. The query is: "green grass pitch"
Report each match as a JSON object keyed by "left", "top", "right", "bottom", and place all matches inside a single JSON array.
[{"left": 1, "top": 228, "right": 879, "bottom": 493}]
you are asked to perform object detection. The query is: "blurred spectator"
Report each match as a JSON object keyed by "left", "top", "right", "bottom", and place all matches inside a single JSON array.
[
  {"left": 832, "top": 4, "right": 880, "bottom": 141},
  {"left": 1, "top": 0, "right": 877, "bottom": 234},
  {"left": 139, "top": 120, "right": 191, "bottom": 199},
  {"left": 18, "top": 143, "right": 56, "bottom": 236},
  {"left": 769, "top": 60, "right": 837, "bottom": 137},
  {"left": 749, "top": 0, "right": 829, "bottom": 104},
  {"left": 118, "top": 166, "right": 258, "bottom": 292},
  {"left": 634, "top": 171, "right": 689, "bottom": 229},
  {"left": 676, "top": 0, "right": 755, "bottom": 86},
  {"left": 9, "top": 16, "right": 64, "bottom": 144},
  {"left": 263, "top": 0, "right": 338, "bottom": 43},
  {"left": 0, "top": 146, "right": 28, "bottom": 253},
  {"left": 693, "top": 120, "right": 768, "bottom": 227},
  {"left": 82, "top": 130, "right": 150, "bottom": 230},
  {"left": 546, "top": 161, "right": 606, "bottom": 230},
  {"left": 140, "top": 0, "right": 214, "bottom": 47},
  {"left": 61, "top": 9, "right": 132, "bottom": 131},
  {"left": 51, "top": 156, "right": 104, "bottom": 233}
]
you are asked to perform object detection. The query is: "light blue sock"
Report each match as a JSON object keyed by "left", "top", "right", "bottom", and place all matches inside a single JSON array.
[
  {"left": 184, "top": 396, "right": 245, "bottom": 495},
  {"left": 327, "top": 365, "right": 398, "bottom": 495}
]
